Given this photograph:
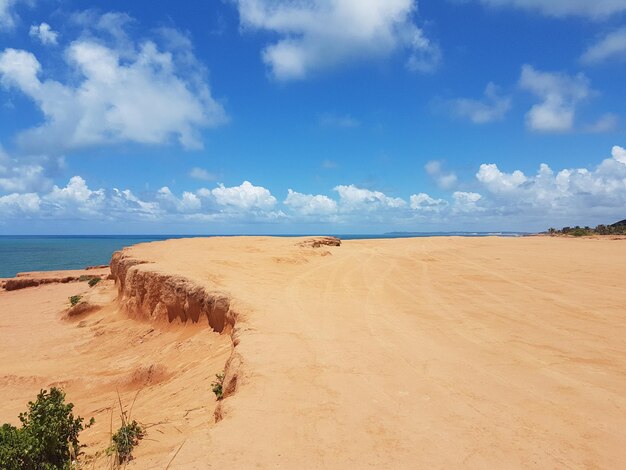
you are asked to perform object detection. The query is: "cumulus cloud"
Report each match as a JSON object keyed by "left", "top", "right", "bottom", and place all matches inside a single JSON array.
[
  {"left": 284, "top": 189, "right": 338, "bottom": 216},
  {"left": 29, "top": 22, "right": 58, "bottom": 45},
  {"left": 612, "top": 145, "right": 626, "bottom": 164},
  {"left": 519, "top": 65, "right": 592, "bottom": 133},
  {"left": 425, "top": 160, "right": 458, "bottom": 189},
  {"left": 0, "top": 192, "right": 40, "bottom": 215},
  {"left": 581, "top": 27, "right": 626, "bottom": 64},
  {"left": 445, "top": 82, "right": 511, "bottom": 124},
  {"left": 409, "top": 193, "right": 448, "bottom": 212},
  {"left": 45, "top": 176, "right": 105, "bottom": 216},
  {"left": 210, "top": 180, "right": 277, "bottom": 210},
  {"left": 234, "top": 0, "right": 440, "bottom": 80},
  {"left": 156, "top": 187, "right": 202, "bottom": 213},
  {"left": 0, "top": 17, "right": 227, "bottom": 153},
  {"left": 452, "top": 191, "right": 483, "bottom": 213},
  {"left": 474, "top": 146, "right": 626, "bottom": 220},
  {"left": 334, "top": 184, "right": 406, "bottom": 211},
  {"left": 476, "top": 0, "right": 626, "bottom": 19}
]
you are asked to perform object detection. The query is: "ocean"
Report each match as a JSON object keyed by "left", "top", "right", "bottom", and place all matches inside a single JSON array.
[{"left": 0, "top": 233, "right": 527, "bottom": 278}]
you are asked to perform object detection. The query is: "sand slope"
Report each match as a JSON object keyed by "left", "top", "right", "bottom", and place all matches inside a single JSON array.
[
  {"left": 110, "top": 236, "right": 626, "bottom": 469},
  {"left": 0, "top": 278, "right": 230, "bottom": 467}
]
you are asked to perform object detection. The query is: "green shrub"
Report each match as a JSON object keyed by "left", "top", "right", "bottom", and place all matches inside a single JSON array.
[
  {"left": 571, "top": 228, "right": 589, "bottom": 237},
  {"left": 68, "top": 295, "right": 82, "bottom": 307},
  {"left": 0, "top": 388, "right": 93, "bottom": 470},
  {"left": 211, "top": 373, "right": 225, "bottom": 400},
  {"left": 109, "top": 420, "right": 144, "bottom": 464},
  {"left": 78, "top": 275, "right": 90, "bottom": 282},
  {"left": 87, "top": 277, "right": 101, "bottom": 288}
]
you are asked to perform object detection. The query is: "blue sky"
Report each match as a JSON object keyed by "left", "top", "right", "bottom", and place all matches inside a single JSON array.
[{"left": 0, "top": 0, "right": 625, "bottom": 234}]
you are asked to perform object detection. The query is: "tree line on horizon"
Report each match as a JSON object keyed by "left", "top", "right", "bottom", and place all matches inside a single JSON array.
[{"left": 547, "top": 220, "right": 626, "bottom": 237}]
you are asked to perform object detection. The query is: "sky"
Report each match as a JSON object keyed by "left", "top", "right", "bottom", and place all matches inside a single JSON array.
[{"left": 0, "top": 0, "right": 625, "bottom": 234}]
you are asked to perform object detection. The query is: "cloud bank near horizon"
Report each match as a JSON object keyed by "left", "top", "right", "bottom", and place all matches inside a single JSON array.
[{"left": 2, "top": 146, "right": 625, "bottom": 231}]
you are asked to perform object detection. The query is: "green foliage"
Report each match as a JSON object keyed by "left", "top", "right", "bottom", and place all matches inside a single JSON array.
[
  {"left": 211, "top": 373, "right": 225, "bottom": 400},
  {"left": 78, "top": 275, "right": 90, "bottom": 282},
  {"left": 548, "top": 223, "right": 626, "bottom": 237},
  {"left": 0, "top": 388, "right": 93, "bottom": 470},
  {"left": 68, "top": 295, "right": 82, "bottom": 307},
  {"left": 108, "top": 420, "right": 144, "bottom": 464},
  {"left": 571, "top": 228, "right": 589, "bottom": 237},
  {"left": 87, "top": 277, "right": 101, "bottom": 288}
]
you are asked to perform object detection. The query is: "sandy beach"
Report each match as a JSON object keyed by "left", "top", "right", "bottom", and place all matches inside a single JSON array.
[{"left": 1, "top": 236, "right": 625, "bottom": 468}]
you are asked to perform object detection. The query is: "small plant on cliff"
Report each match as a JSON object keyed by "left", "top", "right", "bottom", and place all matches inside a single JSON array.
[
  {"left": 106, "top": 390, "right": 144, "bottom": 466},
  {"left": 0, "top": 387, "right": 93, "bottom": 470},
  {"left": 78, "top": 275, "right": 90, "bottom": 282},
  {"left": 69, "top": 295, "right": 82, "bottom": 307},
  {"left": 211, "top": 373, "right": 225, "bottom": 400},
  {"left": 108, "top": 420, "right": 144, "bottom": 465},
  {"left": 87, "top": 277, "right": 101, "bottom": 288}
]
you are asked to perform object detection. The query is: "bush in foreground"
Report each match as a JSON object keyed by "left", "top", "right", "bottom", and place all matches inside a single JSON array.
[{"left": 0, "top": 388, "right": 93, "bottom": 470}]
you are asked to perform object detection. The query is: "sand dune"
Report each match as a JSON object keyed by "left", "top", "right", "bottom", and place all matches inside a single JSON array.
[{"left": 1, "top": 236, "right": 625, "bottom": 468}]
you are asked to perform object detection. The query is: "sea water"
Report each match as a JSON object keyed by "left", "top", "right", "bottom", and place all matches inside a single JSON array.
[{"left": 0, "top": 233, "right": 527, "bottom": 278}]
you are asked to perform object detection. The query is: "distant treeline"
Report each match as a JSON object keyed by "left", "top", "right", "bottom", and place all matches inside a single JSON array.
[{"left": 547, "top": 221, "right": 626, "bottom": 237}]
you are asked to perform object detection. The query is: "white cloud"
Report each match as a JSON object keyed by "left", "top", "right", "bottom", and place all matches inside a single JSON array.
[
  {"left": 45, "top": 176, "right": 105, "bottom": 216},
  {"left": 613, "top": 145, "right": 626, "bottom": 164},
  {"left": 581, "top": 27, "right": 626, "bottom": 64},
  {"left": 0, "top": 144, "right": 53, "bottom": 193},
  {"left": 446, "top": 82, "right": 511, "bottom": 124},
  {"left": 425, "top": 160, "right": 458, "bottom": 189},
  {"left": 210, "top": 180, "right": 277, "bottom": 210},
  {"left": 519, "top": 65, "right": 592, "bottom": 133},
  {"left": 452, "top": 191, "right": 483, "bottom": 212},
  {"left": 110, "top": 188, "right": 160, "bottom": 219},
  {"left": 2, "top": 148, "right": 626, "bottom": 229},
  {"left": 334, "top": 184, "right": 406, "bottom": 211},
  {"left": 234, "top": 0, "right": 440, "bottom": 80},
  {"left": 477, "top": 163, "right": 527, "bottom": 192},
  {"left": 284, "top": 189, "right": 338, "bottom": 216},
  {"left": 473, "top": 147, "right": 626, "bottom": 219},
  {"left": 0, "top": 20, "right": 227, "bottom": 153},
  {"left": 0, "top": 0, "right": 19, "bottom": 32},
  {"left": 477, "top": 0, "right": 626, "bottom": 19},
  {"left": 0, "top": 192, "right": 40, "bottom": 215},
  {"left": 409, "top": 193, "right": 448, "bottom": 212},
  {"left": 189, "top": 167, "right": 217, "bottom": 181},
  {"left": 157, "top": 186, "right": 202, "bottom": 213},
  {"left": 29, "top": 22, "right": 58, "bottom": 45}
]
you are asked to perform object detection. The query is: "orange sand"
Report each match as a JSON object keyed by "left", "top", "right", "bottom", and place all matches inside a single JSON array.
[{"left": 1, "top": 236, "right": 625, "bottom": 468}]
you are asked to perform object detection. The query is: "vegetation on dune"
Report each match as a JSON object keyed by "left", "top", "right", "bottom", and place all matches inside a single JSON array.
[
  {"left": 211, "top": 372, "right": 225, "bottom": 400},
  {"left": 0, "top": 388, "right": 93, "bottom": 470},
  {"left": 106, "top": 390, "right": 145, "bottom": 466},
  {"left": 69, "top": 295, "right": 82, "bottom": 307},
  {"left": 87, "top": 277, "right": 101, "bottom": 288},
  {"left": 547, "top": 221, "right": 626, "bottom": 237},
  {"left": 108, "top": 420, "right": 144, "bottom": 465}
]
